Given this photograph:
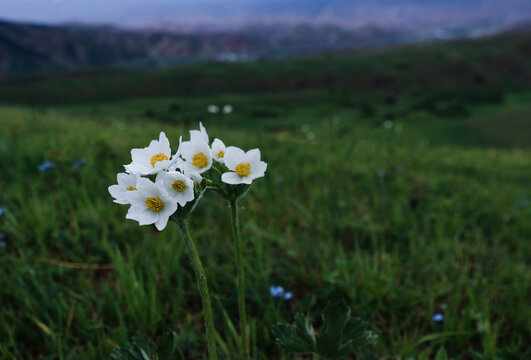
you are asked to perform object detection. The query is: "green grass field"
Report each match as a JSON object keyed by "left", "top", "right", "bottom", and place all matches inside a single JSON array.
[{"left": 0, "top": 35, "right": 530, "bottom": 359}]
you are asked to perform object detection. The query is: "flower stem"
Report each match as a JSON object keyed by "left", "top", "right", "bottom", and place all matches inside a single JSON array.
[
  {"left": 230, "top": 198, "right": 249, "bottom": 360},
  {"left": 176, "top": 219, "right": 217, "bottom": 360}
]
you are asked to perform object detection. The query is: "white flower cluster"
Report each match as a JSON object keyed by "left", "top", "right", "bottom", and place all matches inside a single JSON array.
[{"left": 109, "top": 122, "right": 267, "bottom": 230}]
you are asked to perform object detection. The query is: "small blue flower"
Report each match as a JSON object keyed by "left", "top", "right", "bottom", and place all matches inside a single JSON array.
[
  {"left": 377, "top": 169, "right": 386, "bottom": 177},
  {"left": 284, "top": 292, "right": 293, "bottom": 300},
  {"left": 432, "top": 313, "right": 444, "bottom": 323},
  {"left": 0, "top": 206, "right": 6, "bottom": 216},
  {"left": 73, "top": 158, "right": 87, "bottom": 169},
  {"left": 38, "top": 161, "right": 56, "bottom": 172},
  {"left": 520, "top": 199, "right": 528, "bottom": 208},
  {"left": 270, "top": 285, "right": 284, "bottom": 298},
  {"left": 396, "top": 165, "right": 405, "bottom": 174}
]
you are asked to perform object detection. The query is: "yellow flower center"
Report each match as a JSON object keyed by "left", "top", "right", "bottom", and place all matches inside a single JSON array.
[
  {"left": 126, "top": 186, "right": 136, "bottom": 191},
  {"left": 145, "top": 197, "right": 164, "bottom": 212},
  {"left": 217, "top": 150, "right": 224, "bottom": 158},
  {"left": 172, "top": 180, "right": 186, "bottom": 192},
  {"left": 192, "top": 152, "right": 208, "bottom": 168},
  {"left": 150, "top": 153, "right": 169, "bottom": 167},
  {"left": 235, "top": 163, "right": 251, "bottom": 177}
]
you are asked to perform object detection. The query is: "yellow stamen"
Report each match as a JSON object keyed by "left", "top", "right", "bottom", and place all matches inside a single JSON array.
[
  {"left": 126, "top": 186, "right": 136, "bottom": 191},
  {"left": 145, "top": 197, "right": 164, "bottom": 212},
  {"left": 217, "top": 150, "right": 224, "bottom": 158},
  {"left": 235, "top": 163, "right": 251, "bottom": 177},
  {"left": 192, "top": 152, "right": 208, "bottom": 168},
  {"left": 150, "top": 153, "right": 169, "bottom": 167},
  {"left": 172, "top": 180, "right": 186, "bottom": 192}
]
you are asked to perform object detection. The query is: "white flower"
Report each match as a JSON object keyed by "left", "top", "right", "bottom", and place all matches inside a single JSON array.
[
  {"left": 189, "top": 122, "right": 209, "bottom": 144},
  {"left": 124, "top": 132, "right": 172, "bottom": 175},
  {"left": 222, "top": 104, "right": 233, "bottom": 114},
  {"left": 179, "top": 138, "right": 213, "bottom": 174},
  {"left": 108, "top": 173, "right": 140, "bottom": 204},
  {"left": 222, "top": 147, "right": 267, "bottom": 185},
  {"left": 155, "top": 171, "right": 195, "bottom": 206},
  {"left": 207, "top": 105, "right": 219, "bottom": 114},
  {"left": 125, "top": 178, "right": 177, "bottom": 231},
  {"left": 211, "top": 138, "right": 226, "bottom": 163}
]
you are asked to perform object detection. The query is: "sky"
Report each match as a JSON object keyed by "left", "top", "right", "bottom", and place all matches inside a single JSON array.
[{"left": 1, "top": 0, "right": 530, "bottom": 30}]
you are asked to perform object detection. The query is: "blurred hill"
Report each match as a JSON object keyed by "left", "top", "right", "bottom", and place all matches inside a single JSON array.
[
  {"left": 0, "top": 19, "right": 415, "bottom": 78},
  {"left": 1, "top": 32, "right": 530, "bottom": 112}
]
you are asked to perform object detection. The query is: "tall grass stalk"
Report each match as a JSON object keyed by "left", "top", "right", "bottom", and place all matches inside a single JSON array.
[{"left": 176, "top": 218, "right": 218, "bottom": 360}]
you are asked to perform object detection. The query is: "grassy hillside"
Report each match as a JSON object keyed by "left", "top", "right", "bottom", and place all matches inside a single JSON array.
[
  {"left": 1, "top": 34, "right": 531, "bottom": 107},
  {"left": 0, "top": 35, "right": 530, "bottom": 359}
]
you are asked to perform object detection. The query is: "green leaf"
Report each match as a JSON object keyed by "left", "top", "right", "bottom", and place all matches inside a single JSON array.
[
  {"left": 274, "top": 301, "right": 377, "bottom": 359},
  {"left": 435, "top": 346, "right": 449, "bottom": 360},
  {"left": 273, "top": 313, "right": 316, "bottom": 354},
  {"left": 316, "top": 300, "right": 350, "bottom": 357},
  {"left": 110, "top": 331, "right": 183, "bottom": 360}
]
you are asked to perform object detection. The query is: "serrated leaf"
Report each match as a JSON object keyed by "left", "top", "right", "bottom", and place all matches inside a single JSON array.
[
  {"left": 110, "top": 331, "right": 183, "bottom": 360},
  {"left": 273, "top": 313, "right": 316, "bottom": 353},
  {"left": 275, "top": 301, "right": 377, "bottom": 360},
  {"left": 316, "top": 301, "right": 350, "bottom": 357}
]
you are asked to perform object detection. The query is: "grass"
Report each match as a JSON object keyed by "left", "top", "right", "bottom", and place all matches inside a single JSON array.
[{"left": 0, "top": 35, "right": 530, "bottom": 359}]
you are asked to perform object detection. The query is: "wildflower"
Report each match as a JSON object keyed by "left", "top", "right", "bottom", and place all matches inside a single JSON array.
[
  {"left": 125, "top": 132, "right": 173, "bottom": 175},
  {"left": 190, "top": 122, "right": 209, "bottom": 144},
  {"left": 520, "top": 199, "right": 528, "bottom": 208},
  {"left": 211, "top": 138, "right": 226, "bottom": 163},
  {"left": 222, "top": 105, "right": 233, "bottom": 114},
  {"left": 396, "top": 165, "right": 405, "bottom": 174},
  {"left": 179, "top": 138, "right": 213, "bottom": 174},
  {"left": 222, "top": 147, "right": 267, "bottom": 185},
  {"left": 207, "top": 105, "right": 219, "bottom": 114},
  {"left": 156, "top": 171, "right": 195, "bottom": 207},
  {"left": 383, "top": 120, "right": 393, "bottom": 129},
  {"left": 377, "top": 169, "right": 386, "bottom": 177},
  {"left": 284, "top": 292, "right": 293, "bottom": 300},
  {"left": 432, "top": 313, "right": 444, "bottom": 323},
  {"left": 125, "top": 178, "right": 177, "bottom": 231},
  {"left": 73, "top": 158, "right": 87, "bottom": 169},
  {"left": 0, "top": 206, "right": 6, "bottom": 216},
  {"left": 38, "top": 161, "right": 56, "bottom": 172},
  {"left": 108, "top": 173, "right": 140, "bottom": 205},
  {"left": 270, "top": 286, "right": 284, "bottom": 298}
]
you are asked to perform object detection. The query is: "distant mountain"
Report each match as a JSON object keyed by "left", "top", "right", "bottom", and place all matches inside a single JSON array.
[
  {"left": 0, "top": 19, "right": 416, "bottom": 78},
  {"left": 0, "top": 17, "right": 526, "bottom": 79},
  {"left": 504, "top": 20, "right": 531, "bottom": 33}
]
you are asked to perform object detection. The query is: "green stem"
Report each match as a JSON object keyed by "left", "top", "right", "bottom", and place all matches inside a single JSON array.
[
  {"left": 176, "top": 219, "right": 217, "bottom": 360},
  {"left": 230, "top": 198, "right": 249, "bottom": 360}
]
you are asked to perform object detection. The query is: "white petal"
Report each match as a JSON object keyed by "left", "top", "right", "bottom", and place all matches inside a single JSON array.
[
  {"left": 222, "top": 172, "right": 245, "bottom": 185},
  {"left": 252, "top": 160, "right": 267, "bottom": 176},
  {"left": 154, "top": 215, "right": 170, "bottom": 231},
  {"left": 224, "top": 146, "right": 246, "bottom": 170},
  {"left": 126, "top": 205, "right": 157, "bottom": 225},
  {"left": 246, "top": 148, "right": 261, "bottom": 164}
]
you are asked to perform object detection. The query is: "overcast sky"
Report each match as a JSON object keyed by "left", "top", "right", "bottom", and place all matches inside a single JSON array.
[{"left": 1, "top": 0, "right": 530, "bottom": 30}]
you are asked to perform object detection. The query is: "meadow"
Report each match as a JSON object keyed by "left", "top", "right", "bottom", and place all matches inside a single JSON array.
[{"left": 0, "top": 34, "right": 530, "bottom": 359}]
